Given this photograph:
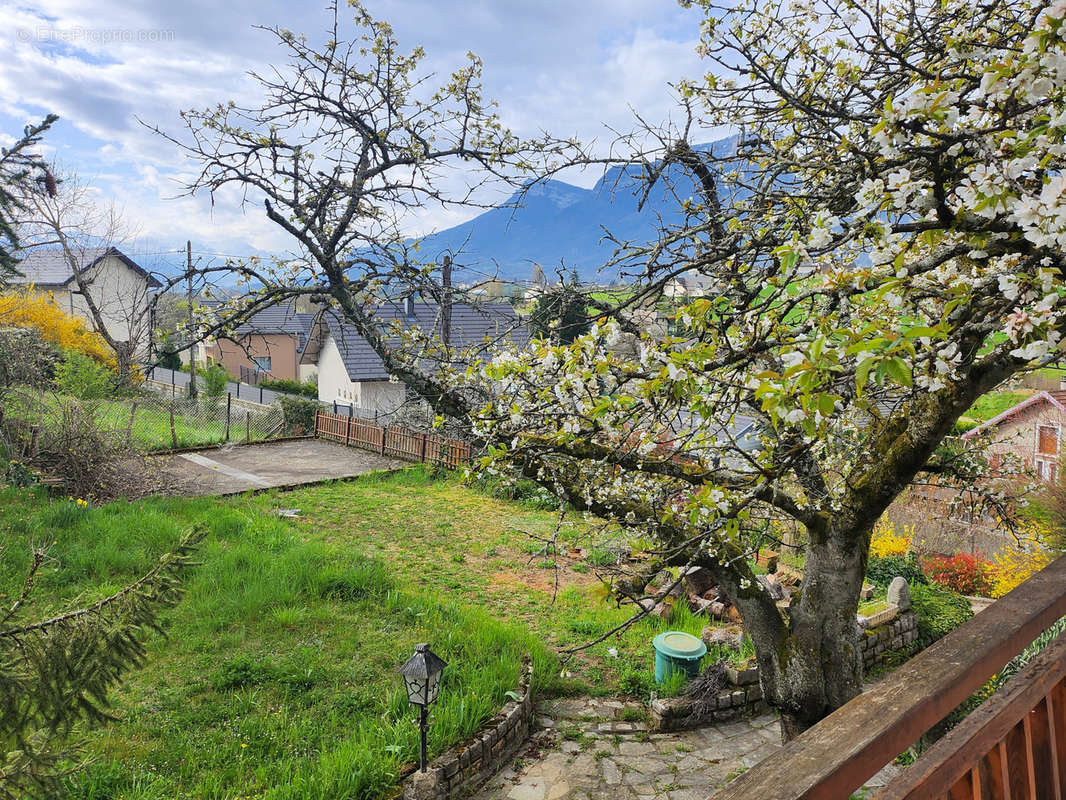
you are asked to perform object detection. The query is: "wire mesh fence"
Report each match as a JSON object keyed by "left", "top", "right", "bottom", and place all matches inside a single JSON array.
[
  {"left": 5, "top": 389, "right": 286, "bottom": 453},
  {"left": 117, "top": 394, "right": 285, "bottom": 450}
]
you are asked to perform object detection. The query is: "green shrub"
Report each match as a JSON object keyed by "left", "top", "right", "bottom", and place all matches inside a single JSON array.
[
  {"left": 278, "top": 395, "right": 324, "bottom": 435},
  {"left": 260, "top": 377, "right": 318, "bottom": 398},
  {"left": 157, "top": 348, "right": 182, "bottom": 371},
  {"left": 911, "top": 582, "right": 972, "bottom": 648},
  {"left": 867, "top": 554, "right": 928, "bottom": 587},
  {"left": 618, "top": 666, "right": 656, "bottom": 699},
  {"left": 0, "top": 327, "right": 60, "bottom": 387},
  {"left": 470, "top": 472, "right": 560, "bottom": 510},
  {"left": 200, "top": 364, "right": 229, "bottom": 398},
  {"left": 53, "top": 350, "right": 113, "bottom": 399}
]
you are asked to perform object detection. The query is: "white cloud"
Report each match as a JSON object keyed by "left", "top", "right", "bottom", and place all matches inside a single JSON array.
[{"left": 1, "top": 0, "right": 712, "bottom": 260}]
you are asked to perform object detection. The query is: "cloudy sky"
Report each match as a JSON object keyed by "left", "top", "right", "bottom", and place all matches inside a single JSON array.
[{"left": 2, "top": 0, "right": 710, "bottom": 269}]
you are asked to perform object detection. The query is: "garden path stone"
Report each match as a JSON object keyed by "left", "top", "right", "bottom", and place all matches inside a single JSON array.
[{"left": 471, "top": 696, "right": 901, "bottom": 799}]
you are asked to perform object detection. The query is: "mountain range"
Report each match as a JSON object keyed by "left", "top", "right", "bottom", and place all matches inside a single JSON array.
[{"left": 417, "top": 134, "right": 738, "bottom": 284}]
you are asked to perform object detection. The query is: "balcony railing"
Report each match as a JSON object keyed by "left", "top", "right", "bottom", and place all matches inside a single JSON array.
[{"left": 712, "top": 555, "right": 1066, "bottom": 800}]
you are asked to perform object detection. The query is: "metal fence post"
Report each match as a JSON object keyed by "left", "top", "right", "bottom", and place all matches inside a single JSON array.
[
  {"left": 260, "top": 387, "right": 264, "bottom": 404},
  {"left": 225, "top": 393, "right": 232, "bottom": 440},
  {"left": 169, "top": 401, "right": 178, "bottom": 449},
  {"left": 245, "top": 411, "right": 250, "bottom": 442}
]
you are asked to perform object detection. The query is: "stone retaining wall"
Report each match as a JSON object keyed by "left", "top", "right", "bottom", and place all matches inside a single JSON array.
[
  {"left": 650, "top": 682, "right": 767, "bottom": 732},
  {"left": 861, "top": 609, "right": 918, "bottom": 668},
  {"left": 651, "top": 610, "right": 919, "bottom": 732},
  {"left": 404, "top": 657, "right": 534, "bottom": 800}
]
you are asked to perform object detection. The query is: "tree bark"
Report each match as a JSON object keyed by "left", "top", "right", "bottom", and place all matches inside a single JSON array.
[{"left": 746, "top": 519, "right": 869, "bottom": 740}]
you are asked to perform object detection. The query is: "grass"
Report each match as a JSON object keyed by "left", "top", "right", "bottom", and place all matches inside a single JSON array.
[
  {"left": 965, "top": 390, "right": 1029, "bottom": 422},
  {"left": 0, "top": 466, "right": 749, "bottom": 798},
  {"left": 0, "top": 481, "right": 549, "bottom": 800},
  {"left": 9, "top": 388, "right": 277, "bottom": 452},
  {"left": 89, "top": 395, "right": 277, "bottom": 451},
  {"left": 251, "top": 466, "right": 741, "bottom": 694},
  {"left": 857, "top": 600, "right": 893, "bottom": 617}
]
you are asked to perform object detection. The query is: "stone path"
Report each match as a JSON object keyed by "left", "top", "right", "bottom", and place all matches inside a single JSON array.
[
  {"left": 471, "top": 697, "right": 780, "bottom": 800},
  {"left": 471, "top": 697, "right": 902, "bottom": 800}
]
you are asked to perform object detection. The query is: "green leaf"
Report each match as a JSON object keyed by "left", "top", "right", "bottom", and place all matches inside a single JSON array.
[
  {"left": 903, "top": 326, "right": 940, "bottom": 340},
  {"left": 884, "top": 357, "right": 913, "bottom": 388},
  {"left": 856, "top": 357, "right": 877, "bottom": 393}
]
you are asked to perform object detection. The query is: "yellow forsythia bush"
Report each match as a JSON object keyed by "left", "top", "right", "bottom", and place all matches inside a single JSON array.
[
  {"left": 989, "top": 523, "right": 1057, "bottom": 599},
  {"left": 870, "top": 518, "right": 913, "bottom": 558},
  {"left": 0, "top": 289, "right": 115, "bottom": 367}
]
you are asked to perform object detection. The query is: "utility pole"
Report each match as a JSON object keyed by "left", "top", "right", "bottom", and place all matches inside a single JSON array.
[
  {"left": 186, "top": 240, "right": 198, "bottom": 399},
  {"left": 441, "top": 254, "right": 452, "bottom": 350}
]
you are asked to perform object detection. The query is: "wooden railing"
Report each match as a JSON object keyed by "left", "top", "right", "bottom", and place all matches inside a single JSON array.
[
  {"left": 314, "top": 410, "right": 473, "bottom": 470},
  {"left": 713, "top": 555, "right": 1066, "bottom": 800}
]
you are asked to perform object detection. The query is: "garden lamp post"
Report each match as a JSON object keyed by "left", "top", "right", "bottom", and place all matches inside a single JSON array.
[{"left": 399, "top": 643, "right": 447, "bottom": 773}]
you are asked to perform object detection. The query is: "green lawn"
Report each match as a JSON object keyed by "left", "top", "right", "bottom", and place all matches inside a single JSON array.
[
  {"left": 965, "top": 390, "right": 1029, "bottom": 422},
  {"left": 1, "top": 467, "right": 719, "bottom": 800},
  {"left": 91, "top": 395, "right": 277, "bottom": 450},
  {"left": 10, "top": 390, "right": 278, "bottom": 451}
]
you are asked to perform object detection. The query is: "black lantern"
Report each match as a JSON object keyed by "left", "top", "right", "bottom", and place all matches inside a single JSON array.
[{"left": 399, "top": 643, "right": 447, "bottom": 772}]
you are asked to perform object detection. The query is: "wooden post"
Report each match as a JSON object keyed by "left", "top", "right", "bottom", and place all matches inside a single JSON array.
[
  {"left": 170, "top": 402, "right": 178, "bottom": 449},
  {"left": 126, "top": 401, "right": 138, "bottom": 445},
  {"left": 245, "top": 411, "right": 250, "bottom": 442},
  {"left": 224, "top": 393, "right": 232, "bottom": 440},
  {"left": 186, "top": 241, "right": 198, "bottom": 399},
  {"left": 441, "top": 253, "right": 452, "bottom": 349}
]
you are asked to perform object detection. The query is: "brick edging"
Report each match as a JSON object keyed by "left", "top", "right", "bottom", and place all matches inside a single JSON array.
[{"left": 403, "top": 656, "right": 534, "bottom": 800}]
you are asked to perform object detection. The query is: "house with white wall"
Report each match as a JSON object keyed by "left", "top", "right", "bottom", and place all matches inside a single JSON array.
[
  {"left": 11, "top": 246, "right": 160, "bottom": 357},
  {"left": 315, "top": 299, "right": 527, "bottom": 415}
]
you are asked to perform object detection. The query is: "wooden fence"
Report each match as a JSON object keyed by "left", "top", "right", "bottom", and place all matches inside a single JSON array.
[
  {"left": 713, "top": 555, "right": 1066, "bottom": 800},
  {"left": 314, "top": 410, "right": 473, "bottom": 470}
]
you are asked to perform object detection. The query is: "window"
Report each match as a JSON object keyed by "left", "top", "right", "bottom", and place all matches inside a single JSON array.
[
  {"left": 1037, "top": 459, "right": 1058, "bottom": 483},
  {"left": 1038, "top": 424, "right": 1060, "bottom": 456},
  {"left": 252, "top": 356, "right": 271, "bottom": 373}
]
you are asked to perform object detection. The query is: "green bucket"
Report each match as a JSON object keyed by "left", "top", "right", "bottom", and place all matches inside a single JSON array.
[{"left": 652, "top": 631, "right": 707, "bottom": 684}]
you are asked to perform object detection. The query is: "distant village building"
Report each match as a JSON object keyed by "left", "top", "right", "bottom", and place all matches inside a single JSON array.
[
  {"left": 10, "top": 246, "right": 160, "bottom": 356},
  {"left": 315, "top": 299, "right": 527, "bottom": 416},
  {"left": 208, "top": 303, "right": 316, "bottom": 384},
  {"left": 663, "top": 271, "right": 714, "bottom": 298},
  {"left": 962, "top": 390, "right": 1066, "bottom": 482}
]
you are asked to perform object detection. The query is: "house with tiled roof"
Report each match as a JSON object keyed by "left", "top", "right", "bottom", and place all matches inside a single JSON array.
[
  {"left": 315, "top": 299, "right": 527, "bottom": 415},
  {"left": 962, "top": 390, "right": 1066, "bottom": 482},
  {"left": 10, "top": 246, "right": 161, "bottom": 355},
  {"left": 209, "top": 302, "right": 317, "bottom": 384}
]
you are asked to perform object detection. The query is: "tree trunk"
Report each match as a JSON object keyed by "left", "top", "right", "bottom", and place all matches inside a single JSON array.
[
  {"left": 750, "top": 521, "right": 870, "bottom": 740},
  {"left": 114, "top": 343, "right": 133, "bottom": 388}
]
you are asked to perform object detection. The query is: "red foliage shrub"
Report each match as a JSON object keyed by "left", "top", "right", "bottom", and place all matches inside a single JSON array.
[{"left": 921, "top": 552, "right": 994, "bottom": 596}]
